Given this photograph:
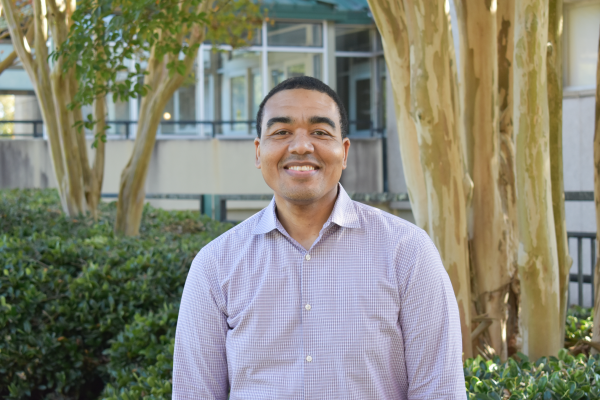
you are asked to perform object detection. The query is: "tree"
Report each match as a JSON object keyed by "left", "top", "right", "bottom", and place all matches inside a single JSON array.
[
  {"left": 455, "top": 0, "right": 515, "bottom": 360},
  {"left": 1, "top": 0, "right": 106, "bottom": 218},
  {"left": 513, "top": 0, "right": 562, "bottom": 360},
  {"left": 547, "top": 0, "right": 572, "bottom": 343},
  {"left": 593, "top": 27, "right": 600, "bottom": 344},
  {"left": 58, "top": 0, "right": 262, "bottom": 236},
  {"left": 369, "top": 0, "right": 473, "bottom": 359},
  {"left": 370, "top": 0, "right": 570, "bottom": 359}
]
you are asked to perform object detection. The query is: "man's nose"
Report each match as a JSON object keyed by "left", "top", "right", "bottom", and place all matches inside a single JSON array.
[{"left": 288, "top": 131, "right": 314, "bottom": 154}]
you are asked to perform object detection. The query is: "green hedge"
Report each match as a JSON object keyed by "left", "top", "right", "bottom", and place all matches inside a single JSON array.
[
  {"left": 0, "top": 189, "right": 230, "bottom": 399},
  {"left": 2, "top": 189, "right": 600, "bottom": 399}
]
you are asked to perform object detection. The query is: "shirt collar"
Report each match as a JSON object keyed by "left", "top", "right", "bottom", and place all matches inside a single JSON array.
[{"left": 252, "top": 184, "right": 361, "bottom": 235}]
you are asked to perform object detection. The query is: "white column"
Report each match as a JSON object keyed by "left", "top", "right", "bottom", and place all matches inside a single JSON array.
[
  {"left": 322, "top": 20, "right": 329, "bottom": 85},
  {"left": 262, "top": 21, "right": 269, "bottom": 99},
  {"left": 197, "top": 46, "right": 205, "bottom": 136}
]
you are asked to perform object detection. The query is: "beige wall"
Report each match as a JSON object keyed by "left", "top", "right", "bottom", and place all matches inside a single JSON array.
[{"left": 1, "top": 137, "right": 387, "bottom": 219}]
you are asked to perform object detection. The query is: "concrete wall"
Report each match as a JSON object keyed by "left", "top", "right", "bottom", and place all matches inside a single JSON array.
[
  {"left": 562, "top": 89, "right": 596, "bottom": 307},
  {"left": 0, "top": 136, "right": 385, "bottom": 219}
]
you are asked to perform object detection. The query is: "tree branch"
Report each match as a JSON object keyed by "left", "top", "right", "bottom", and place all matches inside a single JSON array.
[
  {"left": 0, "top": 50, "right": 18, "bottom": 75},
  {"left": 0, "top": 0, "right": 36, "bottom": 80}
]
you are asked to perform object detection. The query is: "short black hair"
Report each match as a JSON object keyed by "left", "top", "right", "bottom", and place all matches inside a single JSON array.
[{"left": 256, "top": 76, "right": 349, "bottom": 138}]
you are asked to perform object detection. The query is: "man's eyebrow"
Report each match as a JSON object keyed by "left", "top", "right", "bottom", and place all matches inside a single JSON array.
[
  {"left": 309, "top": 116, "right": 336, "bottom": 129},
  {"left": 266, "top": 117, "right": 294, "bottom": 129}
]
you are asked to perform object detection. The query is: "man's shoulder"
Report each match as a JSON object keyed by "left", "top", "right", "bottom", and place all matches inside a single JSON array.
[
  {"left": 351, "top": 200, "right": 425, "bottom": 237},
  {"left": 198, "top": 208, "right": 267, "bottom": 256}
]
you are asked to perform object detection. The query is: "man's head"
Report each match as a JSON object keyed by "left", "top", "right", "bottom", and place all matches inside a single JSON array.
[{"left": 254, "top": 76, "right": 351, "bottom": 204}]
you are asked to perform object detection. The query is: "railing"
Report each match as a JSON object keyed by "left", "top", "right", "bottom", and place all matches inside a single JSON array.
[
  {"left": 568, "top": 232, "right": 596, "bottom": 307},
  {"left": 0, "top": 119, "right": 384, "bottom": 139},
  {"left": 565, "top": 191, "right": 596, "bottom": 307}
]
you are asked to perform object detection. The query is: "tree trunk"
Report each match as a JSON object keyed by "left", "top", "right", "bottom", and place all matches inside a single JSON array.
[
  {"left": 402, "top": 0, "right": 473, "bottom": 359},
  {"left": 87, "top": 94, "right": 106, "bottom": 220},
  {"left": 513, "top": 0, "right": 562, "bottom": 359},
  {"left": 0, "top": 0, "right": 102, "bottom": 217},
  {"left": 366, "top": 0, "right": 428, "bottom": 231},
  {"left": 114, "top": 5, "right": 209, "bottom": 236},
  {"left": 455, "top": 0, "right": 512, "bottom": 360},
  {"left": 592, "top": 27, "right": 600, "bottom": 344},
  {"left": 547, "top": 0, "right": 572, "bottom": 344},
  {"left": 114, "top": 86, "right": 172, "bottom": 235},
  {"left": 497, "top": 0, "right": 520, "bottom": 357}
]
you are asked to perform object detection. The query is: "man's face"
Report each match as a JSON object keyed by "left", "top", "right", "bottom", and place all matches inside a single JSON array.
[{"left": 255, "top": 89, "right": 350, "bottom": 203}]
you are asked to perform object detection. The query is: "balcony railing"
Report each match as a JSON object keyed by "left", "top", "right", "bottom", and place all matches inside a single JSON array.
[{"left": 0, "top": 119, "right": 384, "bottom": 139}]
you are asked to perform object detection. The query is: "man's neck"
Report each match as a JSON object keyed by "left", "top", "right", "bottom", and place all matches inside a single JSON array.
[{"left": 274, "top": 187, "right": 338, "bottom": 251}]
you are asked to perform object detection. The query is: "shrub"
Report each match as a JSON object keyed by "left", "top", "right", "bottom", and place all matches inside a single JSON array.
[
  {"left": 0, "top": 189, "right": 230, "bottom": 399},
  {"left": 101, "top": 304, "right": 178, "bottom": 400},
  {"left": 465, "top": 350, "right": 600, "bottom": 399}
]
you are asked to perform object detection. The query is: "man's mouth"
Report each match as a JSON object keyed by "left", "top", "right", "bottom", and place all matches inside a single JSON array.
[{"left": 287, "top": 165, "right": 318, "bottom": 171}]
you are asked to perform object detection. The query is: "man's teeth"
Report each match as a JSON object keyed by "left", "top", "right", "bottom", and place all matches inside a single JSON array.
[{"left": 289, "top": 165, "right": 316, "bottom": 171}]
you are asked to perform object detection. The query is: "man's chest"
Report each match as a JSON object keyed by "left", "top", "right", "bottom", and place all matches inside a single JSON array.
[{"left": 222, "top": 235, "right": 401, "bottom": 347}]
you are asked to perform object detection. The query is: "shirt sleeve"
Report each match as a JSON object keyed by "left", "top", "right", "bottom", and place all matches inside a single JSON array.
[
  {"left": 398, "top": 231, "right": 467, "bottom": 400},
  {"left": 173, "top": 249, "right": 230, "bottom": 400}
]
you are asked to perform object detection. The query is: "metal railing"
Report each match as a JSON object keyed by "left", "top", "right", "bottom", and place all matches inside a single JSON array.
[
  {"left": 565, "top": 191, "right": 596, "bottom": 307},
  {"left": 0, "top": 119, "right": 384, "bottom": 139}
]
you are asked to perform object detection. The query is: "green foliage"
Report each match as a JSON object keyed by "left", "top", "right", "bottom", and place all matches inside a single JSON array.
[
  {"left": 101, "top": 304, "right": 178, "bottom": 400},
  {"left": 566, "top": 306, "right": 594, "bottom": 346},
  {"left": 54, "top": 0, "right": 263, "bottom": 139},
  {"left": 0, "top": 189, "right": 230, "bottom": 399},
  {"left": 465, "top": 351, "right": 600, "bottom": 399}
]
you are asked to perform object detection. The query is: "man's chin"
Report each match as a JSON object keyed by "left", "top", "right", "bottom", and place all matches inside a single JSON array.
[{"left": 279, "top": 186, "right": 324, "bottom": 203}]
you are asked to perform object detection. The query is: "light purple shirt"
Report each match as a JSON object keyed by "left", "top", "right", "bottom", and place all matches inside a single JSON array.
[{"left": 173, "top": 185, "right": 465, "bottom": 399}]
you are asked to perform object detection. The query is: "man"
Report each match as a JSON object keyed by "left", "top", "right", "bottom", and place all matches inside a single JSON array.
[{"left": 173, "top": 76, "right": 465, "bottom": 399}]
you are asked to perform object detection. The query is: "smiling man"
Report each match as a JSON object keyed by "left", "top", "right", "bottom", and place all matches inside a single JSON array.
[{"left": 173, "top": 77, "right": 466, "bottom": 399}]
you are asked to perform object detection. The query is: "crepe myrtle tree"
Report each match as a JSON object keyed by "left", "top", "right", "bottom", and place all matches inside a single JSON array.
[
  {"left": 35, "top": 0, "right": 261, "bottom": 232},
  {"left": 368, "top": 0, "right": 570, "bottom": 360}
]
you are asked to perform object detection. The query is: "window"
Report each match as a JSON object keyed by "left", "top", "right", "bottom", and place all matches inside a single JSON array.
[
  {"left": 564, "top": 1, "right": 600, "bottom": 88},
  {"left": 337, "top": 57, "right": 372, "bottom": 134},
  {"left": 267, "top": 22, "right": 323, "bottom": 47},
  {"left": 268, "top": 52, "right": 323, "bottom": 89},
  {"left": 335, "top": 26, "right": 372, "bottom": 52},
  {"left": 203, "top": 49, "right": 262, "bottom": 135}
]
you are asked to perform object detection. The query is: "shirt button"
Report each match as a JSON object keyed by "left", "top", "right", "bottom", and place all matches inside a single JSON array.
[
  {"left": 306, "top": 355, "right": 313, "bottom": 362},
  {"left": 305, "top": 254, "right": 311, "bottom": 261},
  {"left": 305, "top": 304, "right": 312, "bottom": 310}
]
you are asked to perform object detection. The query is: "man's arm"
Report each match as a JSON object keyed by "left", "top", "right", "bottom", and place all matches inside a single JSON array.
[
  {"left": 173, "top": 250, "right": 229, "bottom": 400},
  {"left": 398, "top": 231, "right": 466, "bottom": 400}
]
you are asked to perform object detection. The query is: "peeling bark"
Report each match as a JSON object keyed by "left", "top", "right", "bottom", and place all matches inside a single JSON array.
[
  {"left": 497, "top": 0, "right": 520, "bottom": 357},
  {"left": 400, "top": 0, "right": 473, "bottom": 358},
  {"left": 513, "top": 0, "right": 562, "bottom": 359},
  {"left": 547, "top": 0, "right": 572, "bottom": 344},
  {"left": 456, "top": 0, "right": 512, "bottom": 360},
  {"left": 592, "top": 27, "right": 600, "bottom": 345},
  {"left": 367, "top": 0, "right": 428, "bottom": 230}
]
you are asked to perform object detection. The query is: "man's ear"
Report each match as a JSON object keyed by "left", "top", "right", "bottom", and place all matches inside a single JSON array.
[
  {"left": 341, "top": 138, "right": 350, "bottom": 170},
  {"left": 254, "top": 137, "right": 261, "bottom": 169}
]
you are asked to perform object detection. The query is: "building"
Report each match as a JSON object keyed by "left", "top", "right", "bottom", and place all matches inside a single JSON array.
[{"left": 0, "top": 0, "right": 599, "bottom": 302}]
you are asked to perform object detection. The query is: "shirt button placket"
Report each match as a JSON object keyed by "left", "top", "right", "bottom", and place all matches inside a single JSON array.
[{"left": 302, "top": 252, "right": 313, "bottom": 372}]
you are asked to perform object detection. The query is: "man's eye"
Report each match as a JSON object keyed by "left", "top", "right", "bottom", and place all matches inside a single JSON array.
[
  {"left": 314, "top": 130, "right": 327, "bottom": 135},
  {"left": 274, "top": 130, "right": 289, "bottom": 135}
]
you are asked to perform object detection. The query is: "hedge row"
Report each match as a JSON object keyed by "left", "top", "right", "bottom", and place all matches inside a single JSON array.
[
  {"left": 1, "top": 189, "right": 599, "bottom": 399},
  {"left": 0, "top": 189, "right": 230, "bottom": 399}
]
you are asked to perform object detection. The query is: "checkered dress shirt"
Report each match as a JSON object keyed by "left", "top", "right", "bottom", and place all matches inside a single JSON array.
[{"left": 173, "top": 185, "right": 466, "bottom": 399}]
